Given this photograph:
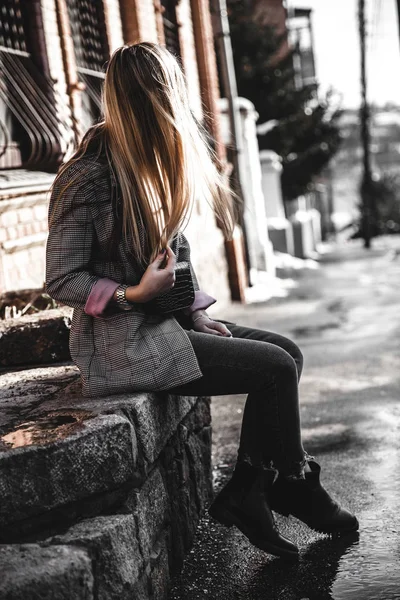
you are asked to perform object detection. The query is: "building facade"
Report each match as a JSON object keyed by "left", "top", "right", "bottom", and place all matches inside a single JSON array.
[{"left": 0, "top": 0, "right": 238, "bottom": 309}]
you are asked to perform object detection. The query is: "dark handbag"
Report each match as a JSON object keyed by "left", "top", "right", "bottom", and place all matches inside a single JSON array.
[{"left": 147, "top": 260, "right": 195, "bottom": 314}]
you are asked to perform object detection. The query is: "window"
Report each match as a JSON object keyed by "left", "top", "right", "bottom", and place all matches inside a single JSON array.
[
  {"left": 287, "top": 9, "right": 317, "bottom": 89},
  {"left": 0, "top": 0, "right": 67, "bottom": 170},
  {"left": 66, "top": 0, "right": 109, "bottom": 130},
  {"left": 161, "top": 0, "right": 181, "bottom": 58}
]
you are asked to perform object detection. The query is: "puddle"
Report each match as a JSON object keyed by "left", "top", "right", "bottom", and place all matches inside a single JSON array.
[
  {"left": 0, "top": 410, "right": 96, "bottom": 449},
  {"left": 330, "top": 409, "right": 400, "bottom": 599}
]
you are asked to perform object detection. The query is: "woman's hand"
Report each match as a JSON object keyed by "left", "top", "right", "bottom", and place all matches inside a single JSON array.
[
  {"left": 192, "top": 310, "right": 232, "bottom": 337},
  {"left": 126, "top": 246, "right": 176, "bottom": 303}
]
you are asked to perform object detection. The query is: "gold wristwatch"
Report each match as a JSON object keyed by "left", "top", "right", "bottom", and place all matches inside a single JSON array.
[{"left": 115, "top": 284, "right": 132, "bottom": 311}]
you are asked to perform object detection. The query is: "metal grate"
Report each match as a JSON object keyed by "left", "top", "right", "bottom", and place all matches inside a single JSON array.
[
  {"left": 0, "top": 51, "right": 73, "bottom": 169},
  {"left": 67, "top": 0, "right": 109, "bottom": 73},
  {"left": 161, "top": 0, "right": 181, "bottom": 58},
  {"left": 0, "top": 0, "right": 27, "bottom": 53},
  {"left": 66, "top": 0, "right": 108, "bottom": 127},
  {"left": 0, "top": 0, "right": 72, "bottom": 170}
]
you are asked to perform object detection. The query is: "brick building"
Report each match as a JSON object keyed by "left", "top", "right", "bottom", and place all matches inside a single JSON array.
[
  {"left": 253, "top": 0, "right": 317, "bottom": 88},
  {"left": 0, "top": 0, "right": 240, "bottom": 307}
]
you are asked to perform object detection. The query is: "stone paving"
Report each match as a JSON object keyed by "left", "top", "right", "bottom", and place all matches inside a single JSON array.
[{"left": 169, "top": 236, "right": 400, "bottom": 600}]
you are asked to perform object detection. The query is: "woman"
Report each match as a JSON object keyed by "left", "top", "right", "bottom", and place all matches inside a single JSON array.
[{"left": 46, "top": 42, "right": 358, "bottom": 560}]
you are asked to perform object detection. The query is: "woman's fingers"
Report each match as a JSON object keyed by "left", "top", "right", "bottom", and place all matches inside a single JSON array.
[
  {"left": 209, "top": 321, "right": 232, "bottom": 336},
  {"left": 203, "top": 326, "right": 223, "bottom": 336},
  {"left": 139, "top": 245, "right": 176, "bottom": 298},
  {"left": 165, "top": 246, "right": 176, "bottom": 271},
  {"left": 151, "top": 246, "right": 175, "bottom": 267},
  {"left": 197, "top": 320, "right": 232, "bottom": 337},
  {"left": 205, "top": 320, "right": 232, "bottom": 336}
]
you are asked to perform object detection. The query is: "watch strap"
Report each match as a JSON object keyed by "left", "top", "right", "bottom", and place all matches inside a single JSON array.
[{"left": 115, "top": 284, "right": 132, "bottom": 310}]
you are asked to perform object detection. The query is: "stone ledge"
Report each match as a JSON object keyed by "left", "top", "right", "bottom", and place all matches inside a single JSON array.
[
  {"left": 0, "top": 413, "right": 137, "bottom": 532},
  {"left": 0, "top": 308, "right": 72, "bottom": 368},
  {"left": 0, "top": 361, "right": 213, "bottom": 599},
  {"left": 36, "top": 377, "right": 200, "bottom": 469},
  {"left": 0, "top": 364, "right": 207, "bottom": 473}
]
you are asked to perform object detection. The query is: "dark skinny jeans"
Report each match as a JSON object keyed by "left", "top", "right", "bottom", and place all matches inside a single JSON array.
[{"left": 164, "top": 318, "right": 307, "bottom": 476}]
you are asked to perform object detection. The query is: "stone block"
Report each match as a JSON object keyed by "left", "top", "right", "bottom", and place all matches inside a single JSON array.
[
  {"left": 0, "top": 308, "right": 72, "bottom": 367},
  {"left": 0, "top": 544, "right": 93, "bottom": 600},
  {"left": 147, "top": 534, "right": 170, "bottom": 600},
  {"left": 181, "top": 396, "right": 211, "bottom": 433},
  {"left": 186, "top": 425, "right": 213, "bottom": 513},
  {"left": 0, "top": 414, "right": 137, "bottom": 532},
  {"left": 0, "top": 210, "right": 18, "bottom": 227},
  {"left": 0, "top": 365, "right": 79, "bottom": 429},
  {"left": 131, "top": 393, "right": 198, "bottom": 466},
  {"left": 38, "top": 386, "right": 199, "bottom": 472},
  {"left": 129, "top": 467, "right": 169, "bottom": 563},
  {"left": 49, "top": 515, "right": 142, "bottom": 600},
  {"left": 159, "top": 421, "right": 206, "bottom": 573}
]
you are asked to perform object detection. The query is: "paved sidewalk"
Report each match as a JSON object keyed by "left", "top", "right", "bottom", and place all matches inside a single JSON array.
[{"left": 169, "top": 236, "right": 400, "bottom": 600}]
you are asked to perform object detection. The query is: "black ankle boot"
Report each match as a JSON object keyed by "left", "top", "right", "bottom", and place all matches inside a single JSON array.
[
  {"left": 270, "top": 460, "right": 359, "bottom": 535},
  {"left": 208, "top": 462, "right": 299, "bottom": 559}
]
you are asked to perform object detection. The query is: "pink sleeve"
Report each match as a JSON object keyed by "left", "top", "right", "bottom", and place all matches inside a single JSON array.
[
  {"left": 84, "top": 278, "right": 120, "bottom": 318},
  {"left": 183, "top": 290, "right": 217, "bottom": 316}
]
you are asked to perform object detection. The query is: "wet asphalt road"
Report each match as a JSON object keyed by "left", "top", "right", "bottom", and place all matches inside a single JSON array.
[{"left": 168, "top": 237, "right": 400, "bottom": 600}]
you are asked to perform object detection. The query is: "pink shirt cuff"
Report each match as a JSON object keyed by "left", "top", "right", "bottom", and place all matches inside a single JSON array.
[
  {"left": 183, "top": 290, "right": 217, "bottom": 315},
  {"left": 84, "top": 278, "right": 120, "bottom": 318}
]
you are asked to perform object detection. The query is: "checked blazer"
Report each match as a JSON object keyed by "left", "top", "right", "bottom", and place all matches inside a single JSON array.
[{"left": 45, "top": 156, "right": 208, "bottom": 397}]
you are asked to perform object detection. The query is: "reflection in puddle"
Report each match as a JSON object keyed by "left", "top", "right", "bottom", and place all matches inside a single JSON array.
[
  {"left": 250, "top": 533, "right": 361, "bottom": 600},
  {"left": 0, "top": 410, "right": 96, "bottom": 449},
  {"left": 331, "top": 519, "right": 400, "bottom": 600},
  {"left": 331, "top": 409, "right": 400, "bottom": 599}
]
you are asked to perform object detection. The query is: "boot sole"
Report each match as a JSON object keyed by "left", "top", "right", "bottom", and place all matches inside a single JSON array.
[
  {"left": 208, "top": 503, "right": 299, "bottom": 560},
  {"left": 272, "top": 507, "right": 360, "bottom": 536}
]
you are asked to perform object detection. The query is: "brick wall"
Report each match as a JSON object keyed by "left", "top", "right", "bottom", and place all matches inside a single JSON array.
[
  {"left": 0, "top": 0, "right": 236, "bottom": 306},
  {"left": 0, "top": 191, "right": 51, "bottom": 292},
  {"left": 190, "top": 0, "right": 226, "bottom": 161},
  {"left": 103, "top": 0, "right": 124, "bottom": 52},
  {"left": 254, "top": 0, "right": 287, "bottom": 33},
  {"left": 177, "top": 0, "right": 203, "bottom": 120},
  {"left": 253, "top": 0, "right": 289, "bottom": 63},
  {"left": 120, "top": 0, "right": 158, "bottom": 43}
]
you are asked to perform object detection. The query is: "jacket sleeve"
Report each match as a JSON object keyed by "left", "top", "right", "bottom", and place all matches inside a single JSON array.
[
  {"left": 45, "top": 177, "right": 119, "bottom": 314},
  {"left": 178, "top": 232, "right": 217, "bottom": 314}
]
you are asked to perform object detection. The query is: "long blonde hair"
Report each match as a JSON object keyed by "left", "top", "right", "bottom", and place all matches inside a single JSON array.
[{"left": 53, "top": 42, "right": 236, "bottom": 266}]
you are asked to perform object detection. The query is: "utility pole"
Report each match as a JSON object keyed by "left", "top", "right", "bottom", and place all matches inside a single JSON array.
[
  {"left": 358, "top": 0, "right": 374, "bottom": 248},
  {"left": 396, "top": 0, "right": 400, "bottom": 52}
]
